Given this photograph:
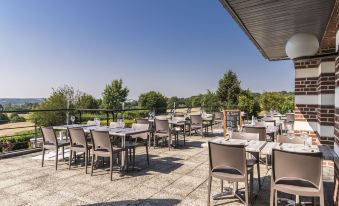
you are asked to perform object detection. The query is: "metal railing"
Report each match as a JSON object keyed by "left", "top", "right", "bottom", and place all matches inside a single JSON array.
[{"left": 0, "top": 106, "right": 244, "bottom": 154}]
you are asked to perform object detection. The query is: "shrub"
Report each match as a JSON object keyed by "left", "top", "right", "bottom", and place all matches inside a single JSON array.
[{"left": 9, "top": 113, "right": 26, "bottom": 123}]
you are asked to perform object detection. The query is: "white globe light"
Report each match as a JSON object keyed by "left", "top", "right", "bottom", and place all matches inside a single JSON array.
[{"left": 285, "top": 33, "right": 319, "bottom": 59}]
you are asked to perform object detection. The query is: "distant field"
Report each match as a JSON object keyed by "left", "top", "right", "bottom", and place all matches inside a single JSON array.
[{"left": 0, "top": 122, "right": 35, "bottom": 137}]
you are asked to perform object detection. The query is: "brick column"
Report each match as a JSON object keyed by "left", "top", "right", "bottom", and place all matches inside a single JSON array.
[{"left": 294, "top": 57, "right": 336, "bottom": 145}]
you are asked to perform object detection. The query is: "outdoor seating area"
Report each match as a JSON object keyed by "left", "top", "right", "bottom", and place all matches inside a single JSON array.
[{"left": 0, "top": 110, "right": 337, "bottom": 206}]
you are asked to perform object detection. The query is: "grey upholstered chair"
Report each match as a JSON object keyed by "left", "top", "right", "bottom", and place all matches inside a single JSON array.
[
  {"left": 41, "top": 127, "right": 69, "bottom": 170},
  {"left": 90, "top": 130, "right": 127, "bottom": 181},
  {"left": 207, "top": 142, "right": 253, "bottom": 206},
  {"left": 68, "top": 127, "right": 91, "bottom": 174},
  {"left": 127, "top": 123, "right": 150, "bottom": 168},
  {"left": 270, "top": 149, "right": 324, "bottom": 206},
  {"left": 154, "top": 119, "right": 172, "bottom": 150},
  {"left": 276, "top": 134, "right": 304, "bottom": 144},
  {"left": 243, "top": 126, "right": 267, "bottom": 141}
]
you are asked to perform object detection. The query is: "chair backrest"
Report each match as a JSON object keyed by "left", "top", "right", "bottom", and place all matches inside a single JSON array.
[
  {"left": 174, "top": 112, "right": 185, "bottom": 117},
  {"left": 154, "top": 119, "right": 169, "bottom": 133},
  {"left": 232, "top": 132, "right": 259, "bottom": 141},
  {"left": 208, "top": 142, "right": 246, "bottom": 176},
  {"left": 190, "top": 114, "right": 202, "bottom": 124},
  {"left": 214, "top": 112, "right": 223, "bottom": 120},
  {"left": 110, "top": 122, "right": 125, "bottom": 128},
  {"left": 136, "top": 118, "right": 149, "bottom": 125},
  {"left": 87, "top": 120, "right": 96, "bottom": 126},
  {"left": 243, "top": 126, "right": 266, "bottom": 141},
  {"left": 68, "top": 127, "right": 87, "bottom": 147},
  {"left": 172, "top": 116, "right": 185, "bottom": 122},
  {"left": 272, "top": 149, "right": 322, "bottom": 189},
  {"left": 255, "top": 121, "right": 266, "bottom": 127},
  {"left": 132, "top": 123, "right": 149, "bottom": 130},
  {"left": 276, "top": 135, "right": 304, "bottom": 144},
  {"left": 265, "top": 120, "right": 276, "bottom": 127},
  {"left": 41, "top": 127, "right": 58, "bottom": 145},
  {"left": 90, "top": 130, "right": 112, "bottom": 151},
  {"left": 286, "top": 113, "right": 295, "bottom": 122}
]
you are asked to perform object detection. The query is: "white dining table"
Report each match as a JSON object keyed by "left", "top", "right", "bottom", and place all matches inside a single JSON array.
[
  {"left": 210, "top": 137, "right": 267, "bottom": 153},
  {"left": 83, "top": 126, "right": 150, "bottom": 170}
]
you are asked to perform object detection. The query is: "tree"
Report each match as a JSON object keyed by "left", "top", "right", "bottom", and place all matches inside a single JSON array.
[
  {"left": 238, "top": 90, "right": 261, "bottom": 117},
  {"left": 138, "top": 91, "right": 167, "bottom": 114},
  {"left": 9, "top": 113, "right": 26, "bottom": 123},
  {"left": 102, "top": 79, "right": 129, "bottom": 110},
  {"left": 75, "top": 93, "right": 98, "bottom": 109},
  {"left": 260, "top": 92, "right": 294, "bottom": 113},
  {"left": 217, "top": 70, "right": 241, "bottom": 105},
  {"left": 31, "top": 86, "right": 70, "bottom": 126},
  {"left": 201, "top": 90, "right": 221, "bottom": 112},
  {"left": 0, "top": 113, "right": 9, "bottom": 124}
]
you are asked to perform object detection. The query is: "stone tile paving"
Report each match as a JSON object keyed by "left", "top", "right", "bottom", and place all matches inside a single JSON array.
[{"left": 0, "top": 131, "right": 335, "bottom": 206}]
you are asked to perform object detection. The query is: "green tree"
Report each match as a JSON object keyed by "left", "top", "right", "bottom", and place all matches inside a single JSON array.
[
  {"left": 31, "top": 87, "right": 70, "bottom": 126},
  {"left": 238, "top": 90, "right": 261, "bottom": 117},
  {"left": 217, "top": 70, "right": 241, "bottom": 105},
  {"left": 139, "top": 91, "right": 167, "bottom": 114},
  {"left": 0, "top": 113, "right": 9, "bottom": 124},
  {"left": 75, "top": 93, "right": 98, "bottom": 109},
  {"left": 260, "top": 92, "right": 294, "bottom": 114},
  {"left": 201, "top": 90, "right": 221, "bottom": 112},
  {"left": 102, "top": 79, "right": 129, "bottom": 109},
  {"left": 9, "top": 113, "right": 26, "bottom": 123}
]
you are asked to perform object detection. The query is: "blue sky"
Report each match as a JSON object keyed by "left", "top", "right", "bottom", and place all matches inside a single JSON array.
[{"left": 0, "top": 0, "right": 294, "bottom": 99}]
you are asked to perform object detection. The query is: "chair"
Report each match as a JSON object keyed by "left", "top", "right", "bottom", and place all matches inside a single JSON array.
[
  {"left": 41, "top": 127, "right": 69, "bottom": 170},
  {"left": 90, "top": 130, "right": 127, "bottom": 181},
  {"left": 136, "top": 118, "right": 150, "bottom": 125},
  {"left": 286, "top": 113, "right": 295, "bottom": 123},
  {"left": 189, "top": 114, "right": 206, "bottom": 137},
  {"left": 276, "top": 135, "right": 304, "bottom": 144},
  {"left": 68, "top": 127, "right": 91, "bottom": 174},
  {"left": 213, "top": 112, "right": 223, "bottom": 126},
  {"left": 207, "top": 142, "right": 253, "bottom": 206},
  {"left": 154, "top": 119, "right": 172, "bottom": 150},
  {"left": 171, "top": 117, "right": 187, "bottom": 146},
  {"left": 243, "top": 126, "right": 267, "bottom": 141},
  {"left": 232, "top": 132, "right": 261, "bottom": 189},
  {"left": 265, "top": 120, "right": 276, "bottom": 127},
  {"left": 127, "top": 123, "right": 150, "bottom": 168},
  {"left": 270, "top": 149, "right": 324, "bottom": 206}
]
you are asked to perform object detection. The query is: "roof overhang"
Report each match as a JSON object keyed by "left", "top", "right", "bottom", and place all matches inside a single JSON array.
[{"left": 219, "top": 0, "right": 337, "bottom": 61}]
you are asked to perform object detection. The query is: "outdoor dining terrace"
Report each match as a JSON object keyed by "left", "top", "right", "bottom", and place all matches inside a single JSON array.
[{"left": 0, "top": 109, "right": 338, "bottom": 206}]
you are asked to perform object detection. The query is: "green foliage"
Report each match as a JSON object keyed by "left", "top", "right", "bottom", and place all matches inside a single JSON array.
[
  {"left": 31, "top": 86, "right": 72, "bottom": 126},
  {"left": 123, "top": 110, "right": 149, "bottom": 120},
  {"left": 260, "top": 92, "right": 294, "bottom": 114},
  {"left": 0, "top": 130, "right": 37, "bottom": 152},
  {"left": 0, "top": 113, "right": 9, "bottom": 124},
  {"left": 75, "top": 93, "right": 98, "bottom": 109},
  {"left": 102, "top": 79, "right": 129, "bottom": 109},
  {"left": 217, "top": 70, "right": 241, "bottom": 105},
  {"left": 139, "top": 91, "right": 167, "bottom": 113},
  {"left": 238, "top": 90, "right": 261, "bottom": 117},
  {"left": 201, "top": 90, "right": 222, "bottom": 112},
  {"left": 9, "top": 113, "right": 26, "bottom": 123}
]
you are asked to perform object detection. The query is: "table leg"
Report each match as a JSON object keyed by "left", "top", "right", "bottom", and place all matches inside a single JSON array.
[{"left": 121, "top": 135, "right": 126, "bottom": 171}]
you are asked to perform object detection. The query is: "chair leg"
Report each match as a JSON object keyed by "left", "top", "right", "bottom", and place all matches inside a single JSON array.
[
  {"left": 319, "top": 194, "right": 325, "bottom": 206},
  {"left": 74, "top": 151, "right": 77, "bottom": 164},
  {"left": 110, "top": 154, "right": 113, "bottom": 181},
  {"left": 245, "top": 180, "right": 249, "bottom": 206},
  {"left": 274, "top": 190, "right": 278, "bottom": 206},
  {"left": 132, "top": 148, "right": 135, "bottom": 170},
  {"left": 55, "top": 148, "right": 59, "bottom": 170},
  {"left": 270, "top": 189, "right": 275, "bottom": 206},
  {"left": 220, "top": 180, "right": 223, "bottom": 193},
  {"left": 41, "top": 148, "right": 45, "bottom": 167},
  {"left": 257, "top": 160, "right": 261, "bottom": 189},
  {"left": 207, "top": 176, "right": 212, "bottom": 206},
  {"left": 145, "top": 144, "right": 150, "bottom": 166},
  {"left": 62, "top": 146, "right": 65, "bottom": 161},
  {"left": 69, "top": 149, "right": 72, "bottom": 170},
  {"left": 85, "top": 151, "right": 88, "bottom": 174},
  {"left": 91, "top": 154, "right": 95, "bottom": 176}
]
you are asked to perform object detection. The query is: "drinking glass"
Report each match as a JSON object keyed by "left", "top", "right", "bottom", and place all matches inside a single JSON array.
[
  {"left": 287, "top": 130, "right": 294, "bottom": 140},
  {"left": 94, "top": 118, "right": 100, "bottom": 126},
  {"left": 227, "top": 127, "right": 233, "bottom": 139},
  {"left": 70, "top": 115, "right": 75, "bottom": 125},
  {"left": 301, "top": 131, "right": 309, "bottom": 148}
]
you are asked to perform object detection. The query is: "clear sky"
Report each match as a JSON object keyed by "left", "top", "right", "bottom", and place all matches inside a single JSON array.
[{"left": 0, "top": 0, "right": 294, "bottom": 99}]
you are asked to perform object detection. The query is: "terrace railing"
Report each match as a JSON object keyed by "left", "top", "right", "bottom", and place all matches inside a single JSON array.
[{"left": 0, "top": 105, "right": 244, "bottom": 156}]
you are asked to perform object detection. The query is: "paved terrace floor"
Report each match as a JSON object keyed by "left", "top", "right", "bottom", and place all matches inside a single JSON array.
[{"left": 0, "top": 130, "right": 335, "bottom": 206}]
